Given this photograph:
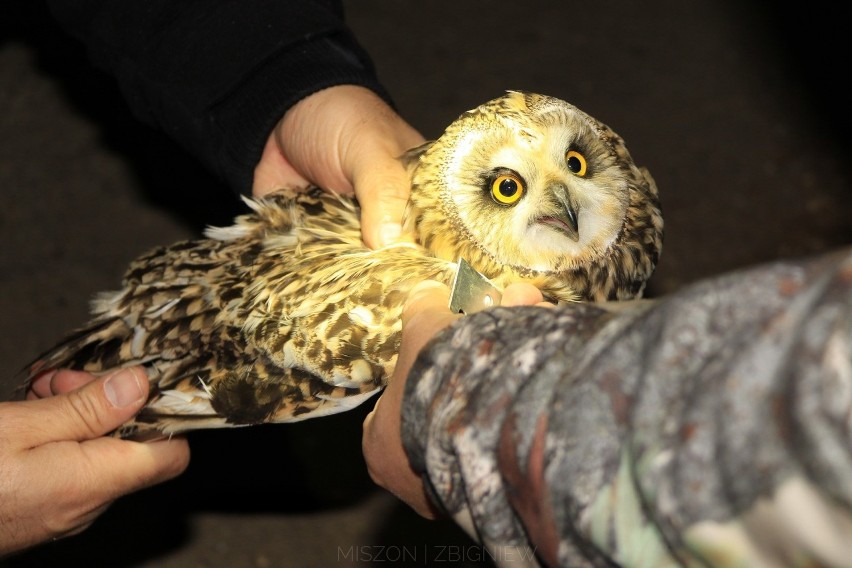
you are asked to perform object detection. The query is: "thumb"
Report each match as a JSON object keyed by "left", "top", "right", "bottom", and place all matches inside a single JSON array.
[
  {"left": 15, "top": 367, "right": 149, "bottom": 447},
  {"left": 354, "top": 160, "right": 414, "bottom": 249},
  {"left": 341, "top": 99, "right": 424, "bottom": 249}
]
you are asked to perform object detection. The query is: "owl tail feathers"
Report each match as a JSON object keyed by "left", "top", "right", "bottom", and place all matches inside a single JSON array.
[
  {"left": 112, "top": 366, "right": 384, "bottom": 439},
  {"left": 208, "top": 366, "right": 384, "bottom": 427},
  {"left": 22, "top": 316, "right": 134, "bottom": 392}
]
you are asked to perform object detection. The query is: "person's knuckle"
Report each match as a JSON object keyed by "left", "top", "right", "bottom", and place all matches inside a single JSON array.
[{"left": 63, "top": 391, "right": 109, "bottom": 436}]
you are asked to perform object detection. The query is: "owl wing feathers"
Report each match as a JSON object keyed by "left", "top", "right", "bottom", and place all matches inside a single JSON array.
[{"left": 27, "top": 188, "right": 456, "bottom": 438}]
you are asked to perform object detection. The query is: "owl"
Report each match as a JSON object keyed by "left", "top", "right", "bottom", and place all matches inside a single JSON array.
[{"left": 26, "top": 91, "right": 663, "bottom": 439}]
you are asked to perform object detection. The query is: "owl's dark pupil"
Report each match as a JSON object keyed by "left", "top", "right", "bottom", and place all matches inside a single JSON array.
[
  {"left": 499, "top": 178, "right": 518, "bottom": 197},
  {"left": 567, "top": 156, "right": 581, "bottom": 173}
]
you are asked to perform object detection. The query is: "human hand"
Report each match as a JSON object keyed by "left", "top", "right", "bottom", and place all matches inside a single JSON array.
[
  {"left": 362, "top": 281, "right": 547, "bottom": 518},
  {"left": 253, "top": 85, "right": 426, "bottom": 249},
  {"left": 1, "top": 367, "right": 189, "bottom": 556}
]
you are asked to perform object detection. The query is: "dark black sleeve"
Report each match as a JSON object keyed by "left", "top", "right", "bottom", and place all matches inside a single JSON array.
[{"left": 46, "top": 0, "right": 393, "bottom": 194}]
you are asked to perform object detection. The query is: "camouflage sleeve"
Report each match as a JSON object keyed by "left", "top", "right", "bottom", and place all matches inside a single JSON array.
[{"left": 401, "top": 246, "right": 852, "bottom": 568}]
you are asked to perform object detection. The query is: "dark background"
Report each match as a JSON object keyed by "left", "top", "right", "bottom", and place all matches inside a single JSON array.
[{"left": 1, "top": 1, "right": 850, "bottom": 566}]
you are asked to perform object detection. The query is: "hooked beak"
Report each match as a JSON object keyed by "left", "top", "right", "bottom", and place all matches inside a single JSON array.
[{"left": 537, "top": 183, "right": 580, "bottom": 242}]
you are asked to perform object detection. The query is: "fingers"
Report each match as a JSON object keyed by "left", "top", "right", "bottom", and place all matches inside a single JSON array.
[
  {"left": 347, "top": 107, "right": 425, "bottom": 249},
  {"left": 354, "top": 169, "right": 413, "bottom": 249},
  {"left": 362, "top": 401, "right": 440, "bottom": 519},
  {"left": 252, "top": 123, "right": 312, "bottom": 197},
  {"left": 402, "top": 281, "right": 452, "bottom": 325},
  {"left": 74, "top": 434, "right": 190, "bottom": 498},
  {"left": 259, "top": 84, "right": 425, "bottom": 249},
  {"left": 28, "top": 368, "right": 100, "bottom": 400},
  {"left": 0, "top": 430, "right": 188, "bottom": 556},
  {"left": 27, "top": 369, "right": 56, "bottom": 399},
  {"left": 4, "top": 367, "right": 150, "bottom": 448},
  {"left": 396, "top": 280, "right": 545, "bottom": 376},
  {"left": 0, "top": 367, "right": 190, "bottom": 555},
  {"left": 397, "top": 282, "right": 460, "bottom": 374},
  {"left": 501, "top": 282, "right": 547, "bottom": 307},
  {"left": 345, "top": 96, "right": 423, "bottom": 249},
  {"left": 362, "top": 279, "right": 550, "bottom": 519},
  {"left": 22, "top": 434, "right": 189, "bottom": 541},
  {"left": 361, "top": 280, "right": 455, "bottom": 519}
]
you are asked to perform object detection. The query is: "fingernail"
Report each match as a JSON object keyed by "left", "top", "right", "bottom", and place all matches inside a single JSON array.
[
  {"left": 104, "top": 368, "right": 145, "bottom": 408},
  {"left": 378, "top": 222, "right": 402, "bottom": 247}
]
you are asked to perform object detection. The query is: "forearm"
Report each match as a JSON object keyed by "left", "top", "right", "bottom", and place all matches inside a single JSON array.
[
  {"left": 402, "top": 247, "right": 852, "bottom": 567},
  {"left": 47, "top": 1, "right": 391, "bottom": 194}
]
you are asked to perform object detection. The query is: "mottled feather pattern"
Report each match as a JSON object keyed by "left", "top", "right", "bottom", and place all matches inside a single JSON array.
[
  {"left": 26, "top": 91, "right": 663, "bottom": 438},
  {"left": 31, "top": 189, "right": 456, "bottom": 438}
]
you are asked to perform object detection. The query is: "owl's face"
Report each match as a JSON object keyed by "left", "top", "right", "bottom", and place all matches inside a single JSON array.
[{"left": 406, "top": 91, "right": 663, "bottom": 301}]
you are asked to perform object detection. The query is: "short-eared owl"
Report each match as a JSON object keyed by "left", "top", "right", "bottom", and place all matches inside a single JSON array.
[{"left": 27, "top": 91, "right": 663, "bottom": 438}]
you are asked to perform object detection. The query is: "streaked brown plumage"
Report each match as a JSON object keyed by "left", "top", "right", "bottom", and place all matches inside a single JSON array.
[{"left": 26, "top": 91, "right": 663, "bottom": 438}]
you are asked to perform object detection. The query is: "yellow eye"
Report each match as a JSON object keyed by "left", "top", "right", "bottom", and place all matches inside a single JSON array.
[
  {"left": 490, "top": 174, "right": 525, "bottom": 205},
  {"left": 565, "top": 150, "right": 587, "bottom": 176}
]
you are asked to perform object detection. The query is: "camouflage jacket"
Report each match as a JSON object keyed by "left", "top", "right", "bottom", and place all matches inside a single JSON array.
[{"left": 402, "top": 246, "right": 852, "bottom": 568}]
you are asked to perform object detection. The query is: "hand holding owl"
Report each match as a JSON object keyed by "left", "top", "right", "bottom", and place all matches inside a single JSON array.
[
  {"left": 252, "top": 85, "right": 426, "bottom": 249},
  {"left": 0, "top": 368, "right": 189, "bottom": 556},
  {"left": 362, "top": 280, "right": 549, "bottom": 519},
  {"left": 7, "top": 84, "right": 423, "bottom": 558}
]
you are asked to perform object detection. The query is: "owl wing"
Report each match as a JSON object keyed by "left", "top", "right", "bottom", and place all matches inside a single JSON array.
[{"left": 25, "top": 189, "right": 455, "bottom": 439}]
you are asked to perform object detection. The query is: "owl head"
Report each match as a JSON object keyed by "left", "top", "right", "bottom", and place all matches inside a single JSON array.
[{"left": 403, "top": 91, "right": 663, "bottom": 302}]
